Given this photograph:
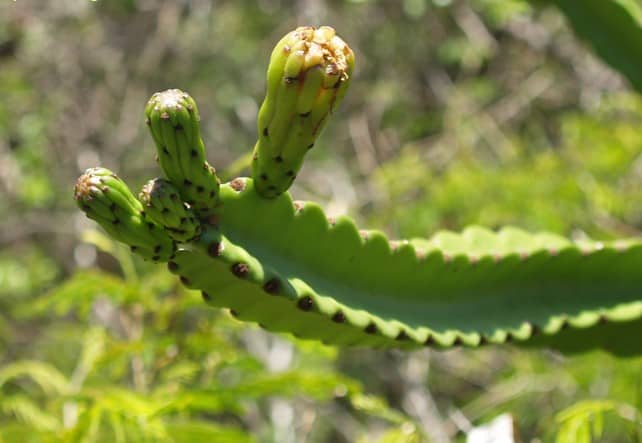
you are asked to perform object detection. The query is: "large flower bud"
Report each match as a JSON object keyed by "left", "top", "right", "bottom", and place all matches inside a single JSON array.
[{"left": 252, "top": 26, "right": 355, "bottom": 198}]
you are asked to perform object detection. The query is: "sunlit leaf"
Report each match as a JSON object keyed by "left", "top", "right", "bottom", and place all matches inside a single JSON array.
[
  {"left": 33, "top": 271, "right": 149, "bottom": 317},
  {"left": 165, "top": 421, "right": 254, "bottom": 443},
  {"left": 549, "top": 0, "right": 642, "bottom": 93},
  {"left": 0, "top": 395, "right": 60, "bottom": 432},
  {"left": 0, "top": 360, "right": 69, "bottom": 395},
  {"left": 350, "top": 394, "right": 408, "bottom": 425}
]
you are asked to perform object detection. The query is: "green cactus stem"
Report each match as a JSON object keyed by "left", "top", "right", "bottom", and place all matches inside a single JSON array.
[
  {"left": 251, "top": 26, "right": 355, "bottom": 198},
  {"left": 73, "top": 165, "right": 642, "bottom": 355},
  {"left": 139, "top": 178, "right": 201, "bottom": 242},
  {"left": 145, "top": 89, "right": 221, "bottom": 215},
  {"left": 73, "top": 26, "right": 642, "bottom": 356},
  {"left": 169, "top": 179, "right": 642, "bottom": 355},
  {"left": 74, "top": 167, "right": 175, "bottom": 262}
]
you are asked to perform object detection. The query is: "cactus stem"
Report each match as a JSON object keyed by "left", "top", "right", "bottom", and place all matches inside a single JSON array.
[
  {"left": 145, "top": 89, "right": 220, "bottom": 215},
  {"left": 139, "top": 178, "right": 201, "bottom": 242},
  {"left": 75, "top": 167, "right": 176, "bottom": 262},
  {"left": 252, "top": 26, "right": 354, "bottom": 197}
]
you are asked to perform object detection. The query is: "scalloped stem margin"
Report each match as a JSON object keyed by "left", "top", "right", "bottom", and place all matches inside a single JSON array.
[{"left": 166, "top": 179, "right": 642, "bottom": 356}]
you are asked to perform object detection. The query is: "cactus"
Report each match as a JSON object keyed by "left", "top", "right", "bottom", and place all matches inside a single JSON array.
[
  {"left": 139, "top": 178, "right": 201, "bottom": 242},
  {"left": 145, "top": 89, "right": 221, "bottom": 215},
  {"left": 74, "top": 27, "right": 642, "bottom": 356},
  {"left": 251, "top": 26, "right": 355, "bottom": 198},
  {"left": 74, "top": 168, "right": 175, "bottom": 262}
]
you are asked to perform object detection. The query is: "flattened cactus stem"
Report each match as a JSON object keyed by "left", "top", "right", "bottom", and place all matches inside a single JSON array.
[
  {"left": 74, "top": 168, "right": 176, "bottom": 262},
  {"left": 145, "top": 89, "right": 221, "bottom": 216},
  {"left": 139, "top": 178, "right": 201, "bottom": 242},
  {"left": 252, "top": 26, "right": 355, "bottom": 198}
]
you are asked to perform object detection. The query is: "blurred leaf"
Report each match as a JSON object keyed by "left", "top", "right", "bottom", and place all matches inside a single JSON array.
[
  {"left": 373, "top": 93, "right": 642, "bottom": 238},
  {"left": 0, "top": 422, "right": 53, "bottom": 443},
  {"left": 0, "top": 249, "right": 58, "bottom": 298},
  {"left": 81, "top": 230, "right": 138, "bottom": 283},
  {"left": 555, "top": 399, "right": 641, "bottom": 443},
  {"left": 234, "top": 371, "right": 360, "bottom": 400},
  {"left": 106, "top": 411, "right": 126, "bottom": 443},
  {"left": 0, "top": 360, "right": 69, "bottom": 395},
  {"left": 81, "top": 230, "right": 118, "bottom": 258},
  {"left": 475, "top": 0, "right": 533, "bottom": 27},
  {"left": 33, "top": 270, "right": 149, "bottom": 318},
  {"left": 165, "top": 421, "right": 254, "bottom": 443},
  {"left": 158, "top": 370, "right": 359, "bottom": 417},
  {"left": 549, "top": 0, "right": 642, "bottom": 93},
  {"left": 0, "top": 395, "right": 60, "bottom": 432},
  {"left": 73, "top": 327, "right": 107, "bottom": 388},
  {"left": 221, "top": 152, "right": 254, "bottom": 181},
  {"left": 152, "top": 390, "right": 243, "bottom": 417},
  {"left": 350, "top": 394, "right": 409, "bottom": 425},
  {"left": 158, "top": 361, "right": 201, "bottom": 385},
  {"left": 374, "top": 424, "right": 421, "bottom": 443}
]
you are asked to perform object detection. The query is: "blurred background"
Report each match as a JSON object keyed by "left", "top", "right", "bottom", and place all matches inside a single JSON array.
[{"left": 1, "top": 0, "right": 641, "bottom": 442}]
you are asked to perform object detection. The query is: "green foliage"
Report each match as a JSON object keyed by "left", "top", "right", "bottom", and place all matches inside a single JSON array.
[
  {"left": 3, "top": 0, "right": 642, "bottom": 442},
  {"left": 0, "top": 236, "right": 385, "bottom": 442},
  {"left": 73, "top": 20, "right": 641, "bottom": 354},
  {"left": 164, "top": 422, "right": 254, "bottom": 443},
  {"left": 0, "top": 249, "right": 58, "bottom": 298},
  {"left": 0, "top": 360, "right": 69, "bottom": 395},
  {"left": 373, "top": 94, "right": 642, "bottom": 237},
  {"left": 550, "top": 0, "right": 642, "bottom": 94},
  {"left": 555, "top": 400, "right": 641, "bottom": 443},
  {"left": 158, "top": 178, "right": 640, "bottom": 353}
]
